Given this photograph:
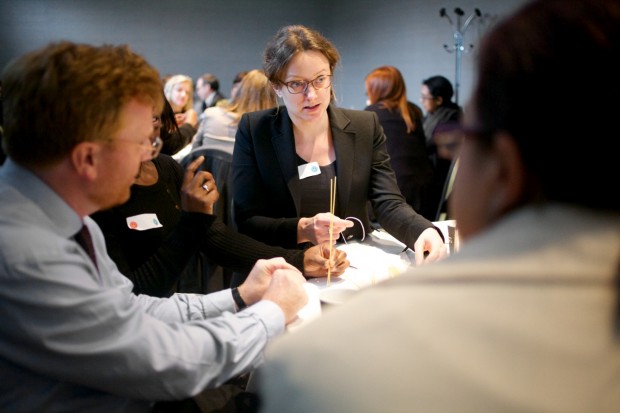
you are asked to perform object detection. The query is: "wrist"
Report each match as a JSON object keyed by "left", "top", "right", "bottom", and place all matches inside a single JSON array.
[
  {"left": 231, "top": 287, "right": 247, "bottom": 311},
  {"left": 297, "top": 217, "right": 312, "bottom": 243}
]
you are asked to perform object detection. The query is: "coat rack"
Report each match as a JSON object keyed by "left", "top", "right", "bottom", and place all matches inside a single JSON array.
[{"left": 440, "top": 7, "right": 481, "bottom": 105}]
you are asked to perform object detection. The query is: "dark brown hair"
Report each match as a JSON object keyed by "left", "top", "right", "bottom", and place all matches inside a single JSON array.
[{"left": 263, "top": 25, "right": 340, "bottom": 102}]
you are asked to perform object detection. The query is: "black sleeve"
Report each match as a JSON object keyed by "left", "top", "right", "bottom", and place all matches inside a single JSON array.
[
  {"left": 106, "top": 212, "right": 216, "bottom": 297},
  {"left": 162, "top": 123, "right": 197, "bottom": 156},
  {"left": 200, "top": 220, "right": 305, "bottom": 274}
]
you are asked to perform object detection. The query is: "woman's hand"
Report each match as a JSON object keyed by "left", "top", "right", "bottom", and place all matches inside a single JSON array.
[
  {"left": 297, "top": 213, "right": 354, "bottom": 245},
  {"left": 413, "top": 227, "right": 448, "bottom": 265},
  {"left": 180, "top": 155, "right": 219, "bottom": 214},
  {"left": 303, "top": 242, "right": 349, "bottom": 278},
  {"left": 174, "top": 109, "right": 198, "bottom": 127}
]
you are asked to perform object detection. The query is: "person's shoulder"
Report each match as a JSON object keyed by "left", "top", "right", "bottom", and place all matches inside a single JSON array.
[
  {"left": 438, "top": 104, "right": 461, "bottom": 119},
  {"left": 330, "top": 106, "right": 378, "bottom": 127},
  {"left": 204, "top": 105, "right": 227, "bottom": 117},
  {"left": 239, "top": 106, "right": 283, "bottom": 128},
  {"left": 154, "top": 154, "right": 183, "bottom": 173},
  {"left": 244, "top": 106, "right": 280, "bottom": 119}
]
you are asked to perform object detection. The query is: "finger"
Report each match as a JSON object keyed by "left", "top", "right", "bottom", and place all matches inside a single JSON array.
[
  {"left": 182, "top": 156, "right": 205, "bottom": 188},
  {"left": 186, "top": 156, "right": 205, "bottom": 173},
  {"left": 264, "top": 257, "right": 300, "bottom": 272},
  {"left": 193, "top": 170, "right": 215, "bottom": 191},
  {"left": 414, "top": 247, "right": 426, "bottom": 266}
]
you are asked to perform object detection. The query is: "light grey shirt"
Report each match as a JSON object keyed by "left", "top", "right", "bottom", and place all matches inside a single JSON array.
[
  {"left": 258, "top": 205, "right": 620, "bottom": 413},
  {"left": 0, "top": 159, "right": 284, "bottom": 412}
]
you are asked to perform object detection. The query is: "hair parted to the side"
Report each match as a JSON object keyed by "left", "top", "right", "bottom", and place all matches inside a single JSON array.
[
  {"left": 365, "top": 66, "right": 419, "bottom": 134},
  {"left": 1, "top": 41, "right": 163, "bottom": 167},
  {"left": 227, "top": 69, "right": 277, "bottom": 126},
  {"left": 263, "top": 25, "right": 340, "bottom": 103}
]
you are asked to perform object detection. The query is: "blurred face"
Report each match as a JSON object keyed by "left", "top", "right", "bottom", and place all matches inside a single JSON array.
[
  {"left": 275, "top": 50, "right": 332, "bottom": 125},
  {"left": 196, "top": 78, "right": 212, "bottom": 100},
  {"left": 170, "top": 81, "right": 191, "bottom": 111},
  {"left": 420, "top": 84, "right": 439, "bottom": 114},
  {"left": 94, "top": 99, "right": 155, "bottom": 209}
]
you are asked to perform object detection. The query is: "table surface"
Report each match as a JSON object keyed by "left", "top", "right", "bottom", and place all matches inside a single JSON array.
[{"left": 290, "top": 221, "right": 456, "bottom": 330}]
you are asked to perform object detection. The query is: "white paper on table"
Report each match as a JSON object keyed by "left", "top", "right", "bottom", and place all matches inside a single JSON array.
[
  {"left": 287, "top": 283, "right": 322, "bottom": 332},
  {"left": 337, "top": 242, "right": 410, "bottom": 288}
]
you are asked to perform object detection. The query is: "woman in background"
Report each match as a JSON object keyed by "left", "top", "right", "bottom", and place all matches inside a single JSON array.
[
  {"left": 420, "top": 75, "right": 463, "bottom": 219},
  {"left": 164, "top": 74, "right": 198, "bottom": 156},
  {"left": 191, "top": 69, "right": 276, "bottom": 155},
  {"left": 365, "top": 66, "right": 435, "bottom": 220}
]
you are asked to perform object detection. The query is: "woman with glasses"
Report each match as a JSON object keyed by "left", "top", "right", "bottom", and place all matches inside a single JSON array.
[
  {"left": 231, "top": 25, "right": 446, "bottom": 267},
  {"left": 420, "top": 75, "right": 464, "bottom": 219}
]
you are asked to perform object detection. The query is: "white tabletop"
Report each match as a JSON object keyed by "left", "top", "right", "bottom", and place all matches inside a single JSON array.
[
  {"left": 306, "top": 229, "right": 413, "bottom": 291},
  {"left": 290, "top": 222, "right": 457, "bottom": 331}
]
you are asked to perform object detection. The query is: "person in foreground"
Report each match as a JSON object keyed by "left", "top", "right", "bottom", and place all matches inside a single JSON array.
[
  {"left": 257, "top": 0, "right": 620, "bottom": 412},
  {"left": 231, "top": 25, "right": 445, "bottom": 266},
  {"left": 0, "top": 41, "right": 308, "bottom": 412}
]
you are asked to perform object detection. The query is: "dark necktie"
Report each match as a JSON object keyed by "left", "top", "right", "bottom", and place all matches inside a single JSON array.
[{"left": 74, "top": 225, "right": 98, "bottom": 270}]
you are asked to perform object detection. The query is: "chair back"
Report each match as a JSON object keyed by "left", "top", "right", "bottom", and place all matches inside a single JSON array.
[
  {"left": 183, "top": 148, "right": 235, "bottom": 228},
  {"left": 435, "top": 157, "right": 459, "bottom": 221}
]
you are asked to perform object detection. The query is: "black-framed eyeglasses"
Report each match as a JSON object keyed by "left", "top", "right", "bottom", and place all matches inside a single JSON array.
[{"left": 282, "top": 75, "right": 333, "bottom": 94}]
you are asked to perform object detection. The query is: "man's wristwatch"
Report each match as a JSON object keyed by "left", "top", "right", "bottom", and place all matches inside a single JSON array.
[{"left": 232, "top": 287, "right": 247, "bottom": 310}]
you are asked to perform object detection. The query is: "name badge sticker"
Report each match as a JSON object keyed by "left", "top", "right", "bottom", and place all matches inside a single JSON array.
[
  {"left": 298, "top": 162, "right": 321, "bottom": 180},
  {"left": 126, "top": 213, "right": 163, "bottom": 231}
]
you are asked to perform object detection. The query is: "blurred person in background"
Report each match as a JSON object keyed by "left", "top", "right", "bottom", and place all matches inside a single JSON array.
[
  {"left": 365, "top": 66, "right": 435, "bottom": 220},
  {"left": 195, "top": 73, "right": 225, "bottom": 113},
  {"left": 420, "top": 74, "right": 463, "bottom": 219},
  {"left": 191, "top": 69, "right": 276, "bottom": 155}
]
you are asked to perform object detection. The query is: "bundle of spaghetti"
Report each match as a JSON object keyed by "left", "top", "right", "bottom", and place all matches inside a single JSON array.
[{"left": 327, "top": 177, "right": 337, "bottom": 286}]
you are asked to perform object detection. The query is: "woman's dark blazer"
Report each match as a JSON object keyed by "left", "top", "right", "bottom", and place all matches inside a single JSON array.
[{"left": 231, "top": 104, "right": 438, "bottom": 250}]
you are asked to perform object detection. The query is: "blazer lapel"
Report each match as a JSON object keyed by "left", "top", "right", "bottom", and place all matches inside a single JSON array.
[
  {"left": 329, "top": 106, "right": 355, "bottom": 218},
  {"left": 270, "top": 107, "right": 303, "bottom": 213}
]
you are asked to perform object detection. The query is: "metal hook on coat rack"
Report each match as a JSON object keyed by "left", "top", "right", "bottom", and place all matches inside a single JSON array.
[{"left": 440, "top": 7, "right": 482, "bottom": 105}]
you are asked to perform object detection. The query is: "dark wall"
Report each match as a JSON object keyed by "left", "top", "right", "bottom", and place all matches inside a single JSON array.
[{"left": 0, "top": 0, "right": 527, "bottom": 110}]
